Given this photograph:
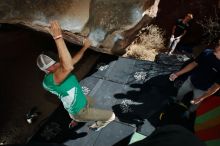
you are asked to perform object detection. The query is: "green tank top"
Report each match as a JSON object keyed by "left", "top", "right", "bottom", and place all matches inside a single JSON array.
[{"left": 43, "top": 73, "right": 87, "bottom": 115}]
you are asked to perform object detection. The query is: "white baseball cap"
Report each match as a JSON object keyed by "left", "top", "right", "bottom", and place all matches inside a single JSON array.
[{"left": 37, "top": 54, "right": 56, "bottom": 73}]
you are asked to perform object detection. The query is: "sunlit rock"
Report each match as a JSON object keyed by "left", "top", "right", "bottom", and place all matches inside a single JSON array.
[{"left": 0, "top": 0, "right": 159, "bottom": 54}]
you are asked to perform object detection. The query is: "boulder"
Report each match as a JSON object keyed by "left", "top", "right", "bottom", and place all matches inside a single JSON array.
[{"left": 0, "top": 0, "right": 160, "bottom": 55}]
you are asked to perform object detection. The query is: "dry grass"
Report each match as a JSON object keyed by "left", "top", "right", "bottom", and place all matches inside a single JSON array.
[
  {"left": 197, "top": 7, "right": 220, "bottom": 45},
  {"left": 123, "top": 25, "right": 165, "bottom": 61}
]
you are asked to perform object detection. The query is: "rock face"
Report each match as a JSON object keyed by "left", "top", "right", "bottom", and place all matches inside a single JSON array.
[
  {"left": 0, "top": 0, "right": 219, "bottom": 55},
  {"left": 0, "top": 0, "right": 160, "bottom": 54}
]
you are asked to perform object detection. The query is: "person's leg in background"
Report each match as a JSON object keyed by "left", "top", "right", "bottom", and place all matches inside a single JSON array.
[
  {"left": 168, "top": 35, "right": 175, "bottom": 49},
  {"left": 176, "top": 77, "right": 193, "bottom": 102},
  {"left": 168, "top": 38, "right": 181, "bottom": 55},
  {"left": 188, "top": 88, "right": 205, "bottom": 113},
  {"left": 182, "top": 85, "right": 205, "bottom": 119}
]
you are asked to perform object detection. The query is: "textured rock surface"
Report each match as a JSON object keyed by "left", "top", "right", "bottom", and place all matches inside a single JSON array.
[{"left": 0, "top": 0, "right": 159, "bottom": 54}]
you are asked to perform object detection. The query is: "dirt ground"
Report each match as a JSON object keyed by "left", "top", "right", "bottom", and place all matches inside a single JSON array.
[{"left": 0, "top": 24, "right": 98, "bottom": 145}]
